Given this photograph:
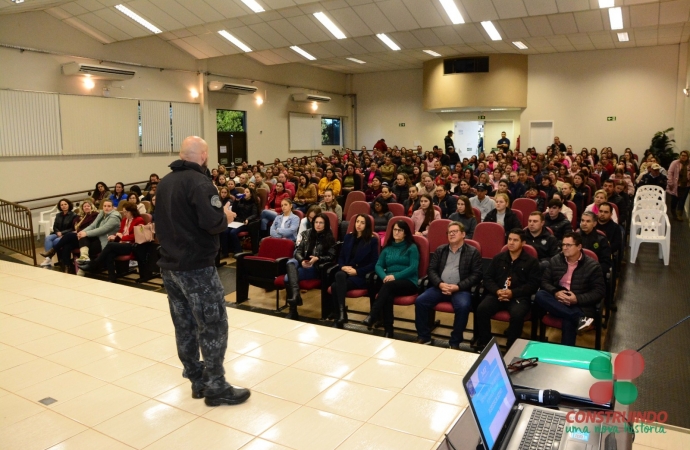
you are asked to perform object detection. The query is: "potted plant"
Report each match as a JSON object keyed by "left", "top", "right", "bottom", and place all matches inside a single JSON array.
[{"left": 647, "top": 128, "right": 678, "bottom": 169}]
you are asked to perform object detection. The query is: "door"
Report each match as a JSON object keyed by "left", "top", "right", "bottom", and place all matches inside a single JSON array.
[
  {"left": 217, "top": 132, "right": 247, "bottom": 166},
  {"left": 453, "top": 121, "right": 484, "bottom": 160},
  {"left": 530, "top": 121, "right": 554, "bottom": 153}
]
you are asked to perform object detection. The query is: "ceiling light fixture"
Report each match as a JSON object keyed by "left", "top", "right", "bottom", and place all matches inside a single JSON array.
[
  {"left": 346, "top": 57, "right": 366, "bottom": 64},
  {"left": 439, "top": 0, "right": 464, "bottom": 25},
  {"left": 481, "top": 21, "right": 502, "bottom": 41},
  {"left": 617, "top": 32, "right": 629, "bottom": 42},
  {"left": 11, "top": 0, "right": 25, "bottom": 3},
  {"left": 598, "top": 0, "right": 614, "bottom": 8},
  {"left": 512, "top": 41, "right": 528, "bottom": 50},
  {"left": 290, "top": 46, "right": 317, "bottom": 60},
  {"left": 311, "top": 102, "right": 318, "bottom": 111},
  {"left": 218, "top": 30, "right": 252, "bottom": 52},
  {"left": 377, "top": 33, "right": 400, "bottom": 51},
  {"left": 314, "top": 12, "right": 346, "bottom": 39},
  {"left": 240, "top": 0, "right": 264, "bottom": 13},
  {"left": 608, "top": 7, "right": 623, "bottom": 30},
  {"left": 83, "top": 78, "right": 95, "bottom": 89},
  {"left": 190, "top": 89, "right": 199, "bottom": 99},
  {"left": 423, "top": 50, "right": 442, "bottom": 57},
  {"left": 491, "top": 108, "right": 507, "bottom": 111},
  {"left": 114, "top": 4, "right": 161, "bottom": 34},
  {"left": 256, "top": 97, "right": 264, "bottom": 105}
]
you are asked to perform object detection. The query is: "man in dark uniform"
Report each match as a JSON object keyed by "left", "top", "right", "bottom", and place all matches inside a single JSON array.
[
  {"left": 156, "top": 136, "right": 250, "bottom": 407},
  {"left": 525, "top": 212, "right": 559, "bottom": 271},
  {"left": 497, "top": 131, "right": 510, "bottom": 151},
  {"left": 444, "top": 130, "right": 454, "bottom": 153}
]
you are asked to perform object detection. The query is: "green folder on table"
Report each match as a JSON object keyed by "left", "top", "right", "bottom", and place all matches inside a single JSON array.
[{"left": 520, "top": 341, "right": 611, "bottom": 370}]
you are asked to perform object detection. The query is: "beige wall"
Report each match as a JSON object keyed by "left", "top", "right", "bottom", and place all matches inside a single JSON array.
[
  {"left": 352, "top": 69, "right": 521, "bottom": 151},
  {"left": 422, "top": 55, "right": 528, "bottom": 111},
  {"left": 520, "top": 45, "right": 684, "bottom": 154}
]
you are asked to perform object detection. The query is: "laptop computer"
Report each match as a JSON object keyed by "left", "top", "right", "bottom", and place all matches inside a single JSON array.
[{"left": 462, "top": 339, "right": 602, "bottom": 450}]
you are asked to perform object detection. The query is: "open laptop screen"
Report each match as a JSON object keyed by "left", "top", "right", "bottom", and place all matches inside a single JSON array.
[{"left": 464, "top": 343, "right": 516, "bottom": 450}]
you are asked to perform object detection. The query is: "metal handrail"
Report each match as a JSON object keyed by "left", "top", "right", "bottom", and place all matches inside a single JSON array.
[
  {"left": 0, "top": 198, "right": 37, "bottom": 266},
  {"left": 15, "top": 180, "right": 149, "bottom": 210}
]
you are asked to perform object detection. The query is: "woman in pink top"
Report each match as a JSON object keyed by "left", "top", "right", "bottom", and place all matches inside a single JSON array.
[{"left": 411, "top": 194, "right": 440, "bottom": 237}]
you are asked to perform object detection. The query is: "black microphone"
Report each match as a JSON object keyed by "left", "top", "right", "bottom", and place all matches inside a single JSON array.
[{"left": 515, "top": 388, "right": 561, "bottom": 406}]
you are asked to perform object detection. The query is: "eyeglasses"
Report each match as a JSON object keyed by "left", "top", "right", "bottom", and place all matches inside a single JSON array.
[
  {"left": 392, "top": 228, "right": 404, "bottom": 233},
  {"left": 561, "top": 243, "right": 577, "bottom": 248},
  {"left": 447, "top": 230, "right": 461, "bottom": 235},
  {"left": 507, "top": 357, "right": 539, "bottom": 372}
]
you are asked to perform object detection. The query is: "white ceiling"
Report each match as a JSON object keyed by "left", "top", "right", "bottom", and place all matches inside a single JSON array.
[{"left": 4, "top": 0, "right": 690, "bottom": 73}]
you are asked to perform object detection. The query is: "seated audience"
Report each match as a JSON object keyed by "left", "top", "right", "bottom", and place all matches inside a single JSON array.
[
  {"left": 297, "top": 206, "right": 322, "bottom": 245},
  {"left": 596, "top": 202, "right": 622, "bottom": 256},
  {"left": 403, "top": 185, "right": 420, "bottom": 217},
  {"left": 433, "top": 184, "right": 457, "bottom": 218},
  {"left": 40, "top": 198, "right": 76, "bottom": 267},
  {"left": 293, "top": 174, "right": 317, "bottom": 213},
  {"left": 364, "top": 220, "right": 420, "bottom": 338},
  {"left": 319, "top": 189, "right": 342, "bottom": 223},
  {"left": 74, "top": 200, "right": 122, "bottom": 276},
  {"left": 110, "top": 182, "right": 127, "bottom": 207},
  {"left": 392, "top": 173, "right": 410, "bottom": 204},
  {"left": 317, "top": 169, "right": 341, "bottom": 199},
  {"left": 551, "top": 193, "right": 573, "bottom": 222},
  {"left": 260, "top": 182, "right": 291, "bottom": 232},
  {"left": 79, "top": 203, "right": 145, "bottom": 282},
  {"left": 142, "top": 183, "right": 157, "bottom": 202},
  {"left": 483, "top": 193, "right": 522, "bottom": 243},
  {"left": 638, "top": 163, "right": 668, "bottom": 190},
  {"left": 470, "top": 183, "right": 496, "bottom": 220},
  {"left": 411, "top": 194, "right": 441, "bottom": 237},
  {"left": 544, "top": 199, "right": 573, "bottom": 240},
  {"left": 341, "top": 164, "right": 362, "bottom": 197},
  {"left": 328, "top": 214, "right": 379, "bottom": 328},
  {"left": 144, "top": 173, "right": 159, "bottom": 191},
  {"left": 220, "top": 188, "right": 259, "bottom": 257},
  {"left": 269, "top": 199, "right": 300, "bottom": 241},
  {"left": 585, "top": 189, "right": 618, "bottom": 223},
  {"left": 371, "top": 198, "right": 394, "bottom": 242},
  {"left": 602, "top": 179, "right": 628, "bottom": 224},
  {"left": 414, "top": 221, "right": 482, "bottom": 348},
  {"left": 577, "top": 212, "right": 612, "bottom": 275},
  {"left": 127, "top": 193, "right": 147, "bottom": 215},
  {"left": 448, "top": 195, "right": 477, "bottom": 239},
  {"left": 91, "top": 181, "right": 110, "bottom": 208},
  {"left": 365, "top": 176, "right": 383, "bottom": 202},
  {"left": 535, "top": 232, "right": 606, "bottom": 346},
  {"left": 458, "top": 179, "right": 475, "bottom": 198},
  {"left": 53, "top": 200, "right": 99, "bottom": 272},
  {"left": 284, "top": 213, "right": 337, "bottom": 320},
  {"left": 376, "top": 185, "right": 396, "bottom": 206},
  {"left": 507, "top": 171, "right": 526, "bottom": 199},
  {"left": 524, "top": 182, "right": 545, "bottom": 211},
  {"left": 418, "top": 175, "right": 436, "bottom": 196},
  {"left": 475, "top": 229, "right": 541, "bottom": 350}
]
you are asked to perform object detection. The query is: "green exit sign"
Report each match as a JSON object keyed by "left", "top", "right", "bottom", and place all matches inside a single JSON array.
[
  {"left": 607, "top": 116, "right": 616, "bottom": 121},
  {"left": 478, "top": 115, "right": 486, "bottom": 119},
  {"left": 399, "top": 123, "right": 405, "bottom": 127}
]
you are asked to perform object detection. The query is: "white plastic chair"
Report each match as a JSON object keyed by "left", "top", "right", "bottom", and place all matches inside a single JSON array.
[
  {"left": 37, "top": 206, "right": 58, "bottom": 241},
  {"left": 629, "top": 209, "right": 670, "bottom": 265},
  {"left": 635, "top": 185, "right": 665, "bottom": 197}
]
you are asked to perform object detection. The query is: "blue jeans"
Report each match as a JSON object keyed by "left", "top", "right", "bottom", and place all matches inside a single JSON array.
[
  {"left": 534, "top": 290, "right": 584, "bottom": 346},
  {"left": 220, "top": 225, "right": 247, "bottom": 256},
  {"left": 260, "top": 210, "right": 278, "bottom": 230},
  {"left": 284, "top": 259, "right": 318, "bottom": 283},
  {"left": 415, "top": 287, "right": 472, "bottom": 346},
  {"left": 44, "top": 233, "right": 62, "bottom": 252}
]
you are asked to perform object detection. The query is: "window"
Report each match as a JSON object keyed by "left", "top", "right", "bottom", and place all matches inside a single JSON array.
[
  {"left": 443, "top": 57, "right": 489, "bottom": 74},
  {"left": 322, "top": 117, "right": 340, "bottom": 145},
  {"left": 217, "top": 110, "right": 245, "bottom": 132}
]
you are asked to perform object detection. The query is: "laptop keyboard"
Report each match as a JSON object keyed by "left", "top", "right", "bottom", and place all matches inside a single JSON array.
[{"left": 517, "top": 409, "right": 566, "bottom": 450}]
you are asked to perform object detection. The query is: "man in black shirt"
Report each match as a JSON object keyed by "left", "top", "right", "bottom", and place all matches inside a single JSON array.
[
  {"left": 577, "top": 211, "right": 612, "bottom": 275},
  {"left": 444, "top": 130, "right": 455, "bottom": 153},
  {"left": 544, "top": 199, "right": 572, "bottom": 241},
  {"left": 602, "top": 179, "right": 628, "bottom": 224},
  {"left": 157, "top": 136, "right": 250, "bottom": 407},
  {"left": 525, "top": 212, "right": 559, "bottom": 271},
  {"left": 550, "top": 136, "right": 567, "bottom": 154},
  {"left": 595, "top": 202, "right": 622, "bottom": 257},
  {"left": 497, "top": 131, "right": 510, "bottom": 151}
]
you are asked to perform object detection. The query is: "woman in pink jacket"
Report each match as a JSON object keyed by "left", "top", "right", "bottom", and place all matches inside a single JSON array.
[
  {"left": 411, "top": 194, "right": 441, "bottom": 237},
  {"left": 667, "top": 150, "right": 690, "bottom": 221}
]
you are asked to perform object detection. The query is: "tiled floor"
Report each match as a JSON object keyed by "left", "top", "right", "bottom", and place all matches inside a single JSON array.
[{"left": 1, "top": 260, "right": 688, "bottom": 450}]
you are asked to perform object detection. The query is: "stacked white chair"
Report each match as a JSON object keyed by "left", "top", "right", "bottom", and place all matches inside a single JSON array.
[
  {"left": 629, "top": 185, "right": 670, "bottom": 265},
  {"left": 37, "top": 206, "right": 58, "bottom": 241}
]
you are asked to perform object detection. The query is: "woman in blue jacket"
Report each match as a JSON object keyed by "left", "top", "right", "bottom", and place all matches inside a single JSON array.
[
  {"left": 329, "top": 214, "right": 379, "bottom": 328},
  {"left": 109, "top": 182, "right": 127, "bottom": 207},
  {"left": 269, "top": 198, "right": 300, "bottom": 241}
]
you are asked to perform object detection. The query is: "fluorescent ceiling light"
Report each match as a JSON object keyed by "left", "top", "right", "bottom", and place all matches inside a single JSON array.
[
  {"left": 491, "top": 108, "right": 507, "bottom": 111},
  {"left": 617, "top": 32, "right": 629, "bottom": 42},
  {"left": 598, "top": 0, "right": 614, "bottom": 8},
  {"left": 512, "top": 41, "right": 528, "bottom": 50},
  {"left": 218, "top": 30, "right": 252, "bottom": 52},
  {"left": 241, "top": 0, "right": 264, "bottom": 13},
  {"left": 423, "top": 50, "right": 442, "bottom": 57},
  {"left": 314, "top": 12, "right": 346, "bottom": 39},
  {"left": 346, "top": 57, "right": 366, "bottom": 64},
  {"left": 115, "top": 4, "right": 161, "bottom": 34},
  {"left": 609, "top": 7, "right": 623, "bottom": 30},
  {"left": 290, "top": 46, "right": 316, "bottom": 60},
  {"left": 377, "top": 33, "right": 400, "bottom": 51},
  {"left": 439, "top": 0, "right": 464, "bottom": 25},
  {"left": 481, "top": 21, "right": 501, "bottom": 41}
]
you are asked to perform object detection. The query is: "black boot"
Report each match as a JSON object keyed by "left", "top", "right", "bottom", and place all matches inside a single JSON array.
[
  {"left": 40, "top": 248, "right": 56, "bottom": 258},
  {"left": 285, "top": 304, "right": 300, "bottom": 320},
  {"left": 334, "top": 305, "right": 348, "bottom": 329},
  {"left": 204, "top": 385, "right": 251, "bottom": 406},
  {"left": 285, "top": 263, "right": 302, "bottom": 306}
]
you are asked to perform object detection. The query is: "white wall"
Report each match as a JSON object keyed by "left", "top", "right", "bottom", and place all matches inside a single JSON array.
[
  {"left": 352, "top": 69, "right": 521, "bottom": 151},
  {"left": 520, "top": 45, "right": 684, "bottom": 153}
]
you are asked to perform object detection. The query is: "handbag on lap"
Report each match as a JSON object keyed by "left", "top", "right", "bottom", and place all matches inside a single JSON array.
[{"left": 134, "top": 223, "right": 155, "bottom": 244}]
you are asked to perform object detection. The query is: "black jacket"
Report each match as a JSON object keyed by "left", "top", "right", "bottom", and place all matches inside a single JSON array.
[
  {"left": 577, "top": 229, "right": 612, "bottom": 274},
  {"left": 508, "top": 182, "right": 526, "bottom": 200},
  {"left": 484, "top": 250, "right": 541, "bottom": 302},
  {"left": 52, "top": 211, "right": 77, "bottom": 234},
  {"left": 596, "top": 220, "right": 622, "bottom": 255},
  {"left": 428, "top": 243, "right": 482, "bottom": 292},
  {"left": 294, "top": 230, "right": 337, "bottom": 267},
  {"left": 391, "top": 184, "right": 409, "bottom": 204},
  {"left": 156, "top": 160, "right": 227, "bottom": 271},
  {"left": 525, "top": 229, "right": 560, "bottom": 261},
  {"left": 541, "top": 252, "right": 606, "bottom": 317},
  {"left": 483, "top": 208, "right": 522, "bottom": 242},
  {"left": 337, "top": 233, "right": 379, "bottom": 279},
  {"left": 232, "top": 198, "right": 259, "bottom": 223},
  {"left": 544, "top": 213, "right": 572, "bottom": 241},
  {"left": 433, "top": 195, "right": 457, "bottom": 219},
  {"left": 403, "top": 198, "right": 420, "bottom": 217},
  {"left": 607, "top": 192, "right": 628, "bottom": 224}
]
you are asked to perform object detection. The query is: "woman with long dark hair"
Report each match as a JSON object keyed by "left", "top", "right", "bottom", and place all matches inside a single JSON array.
[
  {"left": 448, "top": 195, "right": 477, "bottom": 239},
  {"left": 221, "top": 188, "right": 260, "bottom": 256},
  {"left": 328, "top": 214, "right": 379, "bottom": 328},
  {"left": 371, "top": 198, "right": 394, "bottom": 242},
  {"left": 364, "top": 220, "right": 420, "bottom": 337},
  {"left": 411, "top": 194, "right": 440, "bottom": 237},
  {"left": 109, "top": 182, "right": 127, "bottom": 207},
  {"left": 53, "top": 199, "right": 99, "bottom": 272},
  {"left": 284, "top": 213, "right": 337, "bottom": 320},
  {"left": 91, "top": 181, "right": 110, "bottom": 208},
  {"left": 40, "top": 198, "right": 76, "bottom": 267}
]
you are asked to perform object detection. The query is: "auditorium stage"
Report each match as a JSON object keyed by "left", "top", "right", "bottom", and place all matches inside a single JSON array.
[{"left": 0, "top": 261, "right": 477, "bottom": 450}]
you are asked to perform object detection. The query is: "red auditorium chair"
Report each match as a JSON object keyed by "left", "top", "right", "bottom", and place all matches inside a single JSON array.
[
  {"left": 388, "top": 202, "right": 404, "bottom": 217},
  {"left": 343, "top": 191, "right": 366, "bottom": 219},
  {"left": 427, "top": 219, "right": 452, "bottom": 253},
  {"left": 473, "top": 222, "right": 505, "bottom": 272},
  {"left": 472, "top": 207, "right": 482, "bottom": 223},
  {"left": 322, "top": 211, "right": 340, "bottom": 238},
  {"left": 512, "top": 198, "right": 538, "bottom": 227},
  {"left": 235, "top": 237, "right": 295, "bottom": 310},
  {"left": 346, "top": 201, "right": 371, "bottom": 220}
]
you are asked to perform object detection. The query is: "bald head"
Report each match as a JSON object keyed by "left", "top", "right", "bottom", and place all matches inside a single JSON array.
[{"left": 180, "top": 136, "right": 208, "bottom": 166}]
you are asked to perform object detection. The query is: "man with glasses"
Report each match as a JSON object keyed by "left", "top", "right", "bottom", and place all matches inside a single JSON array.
[
  {"left": 413, "top": 222, "right": 482, "bottom": 349},
  {"left": 544, "top": 199, "right": 572, "bottom": 241},
  {"left": 535, "top": 232, "right": 606, "bottom": 346},
  {"left": 475, "top": 229, "right": 540, "bottom": 351}
]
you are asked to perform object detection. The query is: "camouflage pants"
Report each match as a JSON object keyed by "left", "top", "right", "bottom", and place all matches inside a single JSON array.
[{"left": 162, "top": 267, "right": 230, "bottom": 395}]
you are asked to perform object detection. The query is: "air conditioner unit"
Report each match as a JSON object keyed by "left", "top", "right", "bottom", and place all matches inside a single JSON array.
[
  {"left": 61, "top": 62, "right": 136, "bottom": 80},
  {"left": 292, "top": 93, "right": 331, "bottom": 103},
  {"left": 208, "top": 81, "right": 258, "bottom": 95}
]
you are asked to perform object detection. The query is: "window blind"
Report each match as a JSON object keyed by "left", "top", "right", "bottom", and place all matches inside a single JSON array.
[
  {"left": 141, "top": 100, "right": 172, "bottom": 153},
  {"left": 0, "top": 90, "right": 61, "bottom": 157},
  {"left": 171, "top": 102, "right": 200, "bottom": 152}
]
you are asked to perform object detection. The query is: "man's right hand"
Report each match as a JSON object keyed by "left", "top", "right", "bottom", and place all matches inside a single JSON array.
[{"left": 224, "top": 203, "right": 236, "bottom": 223}]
